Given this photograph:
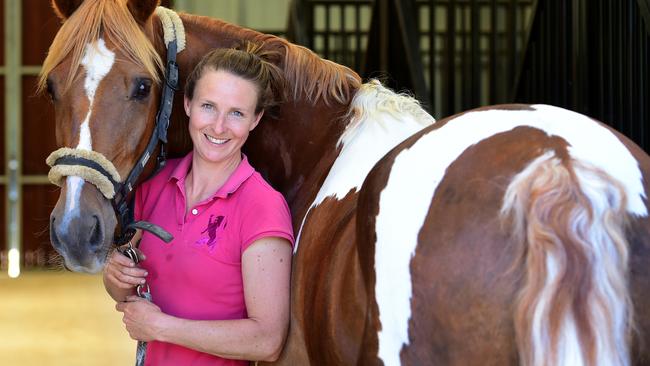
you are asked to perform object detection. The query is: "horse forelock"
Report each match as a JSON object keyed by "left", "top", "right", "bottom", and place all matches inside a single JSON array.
[{"left": 38, "top": 0, "right": 163, "bottom": 94}]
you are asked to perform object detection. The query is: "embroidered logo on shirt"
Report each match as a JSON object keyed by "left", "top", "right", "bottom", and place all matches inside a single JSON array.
[{"left": 195, "top": 214, "right": 226, "bottom": 251}]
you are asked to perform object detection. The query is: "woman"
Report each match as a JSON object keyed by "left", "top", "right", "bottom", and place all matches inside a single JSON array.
[{"left": 103, "top": 44, "right": 294, "bottom": 365}]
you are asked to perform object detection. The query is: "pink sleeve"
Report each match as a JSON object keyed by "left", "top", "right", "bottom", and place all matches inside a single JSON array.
[{"left": 240, "top": 191, "right": 294, "bottom": 253}]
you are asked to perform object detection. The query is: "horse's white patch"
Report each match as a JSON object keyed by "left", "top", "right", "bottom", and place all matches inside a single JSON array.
[
  {"left": 294, "top": 81, "right": 434, "bottom": 252},
  {"left": 62, "top": 39, "right": 115, "bottom": 227},
  {"left": 374, "top": 105, "right": 644, "bottom": 365}
]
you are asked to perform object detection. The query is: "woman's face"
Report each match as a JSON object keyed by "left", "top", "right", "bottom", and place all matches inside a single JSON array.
[{"left": 184, "top": 69, "right": 262, "bottom": 167}]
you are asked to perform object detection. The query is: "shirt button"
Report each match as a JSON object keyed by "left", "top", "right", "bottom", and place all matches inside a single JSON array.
[{"left": 191, "top": 208, "right": 198, "bottom": 215}]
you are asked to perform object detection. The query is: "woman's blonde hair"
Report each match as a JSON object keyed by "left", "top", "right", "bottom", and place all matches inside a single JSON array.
[{"left": 184, "top": 42, "right": 287, "bottom": 115}]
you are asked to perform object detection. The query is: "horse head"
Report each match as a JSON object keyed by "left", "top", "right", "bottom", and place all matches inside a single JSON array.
[{"left": 42, "top": 0, "right": 165, "bottom": 272}]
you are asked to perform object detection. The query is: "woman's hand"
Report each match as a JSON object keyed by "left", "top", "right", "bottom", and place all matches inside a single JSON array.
[
  {"left": 116, "top": 296, "right": 165, "bottom": 342},
  {"left": 104, "top": 246, "right": 148, "bottom": 290},
  {"left": 103, "top": 231, "right": 148, "bottom": 303}
]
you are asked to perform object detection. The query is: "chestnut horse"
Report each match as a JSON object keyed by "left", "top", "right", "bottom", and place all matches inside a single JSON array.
[{"left": 41, "top": 0, "right": 650, "bottom": 365}]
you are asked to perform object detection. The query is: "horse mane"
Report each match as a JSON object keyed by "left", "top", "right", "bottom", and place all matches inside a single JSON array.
[
  {"left": 38, "top": 0, "right": 163, "bottom": 93},
  {"left": 198, "top": 18, "right": 362, "bottom": 106}
]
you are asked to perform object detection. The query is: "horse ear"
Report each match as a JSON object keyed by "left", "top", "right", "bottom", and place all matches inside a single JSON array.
[
  {"left": 51, "top": 0, "right": 84, "bottom": 20},
  {"left": 127, "top": 0, "right": 161, "bottom": 25}
]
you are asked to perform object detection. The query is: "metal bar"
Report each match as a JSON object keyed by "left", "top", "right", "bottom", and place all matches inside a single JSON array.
[
  {"left": 539, "top": 2, "right": 548, "bottom": 104},
  {"left": 511, "top": 0, "right": 539, "bottom": 101},
  {"left": 641, "top": 5, "right": 648, "bottom": 148},
  {"left": 5, "top": 0, "right": 22, "bottom": 278},
  {"left": 355, "top": 2, "right": 361, "bottom": 71},
  {"left": 629, "top": 0, "right": 636, "bottom": 140},
  {"left": 461, "top": 3, "right": 468, "bottom": 109},
  {"left": 395, "top": 0, "right": 432, "bottom": 109},
  {"left": 595, "top": 0, "right": 604, "bottom": 118},
  {"left": 324, "top": 4, "right": 331, "bottom": 59},
  {"left": 508, "top": 0, "right": 516, "bottom": 94},
  {"left": 490, "top": 0, "right": 497, "bottom": 103},
  {"left": 471, "top": 0, "right": 479, "bottom": 106},
  {"left": 639, "top": 0, "right": 650, "bottom": 35},
  {"left": 617, "top": 0, "right": 624, "bottom": 131},
  {"left": 605, "top": 0, "right": 614, "bottom": 124},
  {"left": 379, "top": 0, "right": 388, "bottom": 71},
  {"left": 429, "top": 0, "right": 437, "bottom": 114},
  {"left": 308, "top": 2, "right": 315, "bottom": 50},
  {"left": 338, "top": 4, "right": 344, "bottom": 65},
  {"left": 445, "top": 0, "right": 456, "bottom": 115}
]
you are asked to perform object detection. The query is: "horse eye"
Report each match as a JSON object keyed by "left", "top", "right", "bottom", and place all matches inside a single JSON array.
[
  {"left": 131, "top": 78, "right": 152, "bottom": 101},
  {"left": 46, "top": 79, "right": 56, "bottom": 101}
]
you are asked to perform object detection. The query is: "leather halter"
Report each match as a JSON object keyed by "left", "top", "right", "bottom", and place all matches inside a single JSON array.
[{"left": 111, "top": 37, "right": 179, "bottom": 245}]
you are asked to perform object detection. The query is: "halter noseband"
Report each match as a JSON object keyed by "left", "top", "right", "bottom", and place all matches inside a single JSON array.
[{"left": 46, "top": 7, "right": 185, "bottom": 245}]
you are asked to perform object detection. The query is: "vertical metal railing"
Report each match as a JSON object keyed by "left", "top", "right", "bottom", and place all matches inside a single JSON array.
[
  {"left": 415, "top": 0, "right": 534, "bottom": 118},
  {"left": 300, "top": 0, "right": 373, "bottom": 70},
  {"left": 289, "top": 0, "right": 535, "bottom": 119},
  {"left": 516, "top": 0, "right": 650, "bottom": 152},
  {"left": 5, "top": 0, "right": 23, "bottom": 278}
]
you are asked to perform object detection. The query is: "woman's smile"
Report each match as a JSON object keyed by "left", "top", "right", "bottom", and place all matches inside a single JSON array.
[{"left": 204, "top": 133, "right": 230, "bottom": 145}]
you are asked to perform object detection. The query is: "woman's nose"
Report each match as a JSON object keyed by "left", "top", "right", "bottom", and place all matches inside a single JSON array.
[{"left": 212, "top": 115, "right": 227, "bottom": 134}]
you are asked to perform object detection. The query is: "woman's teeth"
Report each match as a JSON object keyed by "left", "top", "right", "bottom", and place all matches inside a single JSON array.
[{"left": 205, "top": 134, "right": 228, "bottom": 145}]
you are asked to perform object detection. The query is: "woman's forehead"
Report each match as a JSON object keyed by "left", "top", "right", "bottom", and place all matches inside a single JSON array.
[{"left": 195, "top": 70, "right": 259, "bottom": 108}]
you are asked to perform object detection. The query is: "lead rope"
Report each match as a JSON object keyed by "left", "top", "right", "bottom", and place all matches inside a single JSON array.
[{"left": 121, "top": 242, "right": 151, "bottom": 366}]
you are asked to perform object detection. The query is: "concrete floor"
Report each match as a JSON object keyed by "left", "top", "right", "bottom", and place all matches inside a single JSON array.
[{"left": 0, "top": 270, "right": 136, "bottom": 365}]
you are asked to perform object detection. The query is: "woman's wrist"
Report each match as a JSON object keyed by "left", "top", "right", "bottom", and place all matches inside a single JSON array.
[{"left": 153, "top": 312, "right": 178, "bottom": 343}]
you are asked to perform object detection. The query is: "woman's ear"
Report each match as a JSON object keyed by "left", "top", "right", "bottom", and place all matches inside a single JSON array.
[
  {"left": 184, "top": 96, "right": 191, "bottom": 117},
  {"left": 250, "top": 111, "right": 264, "bottom": 131}
]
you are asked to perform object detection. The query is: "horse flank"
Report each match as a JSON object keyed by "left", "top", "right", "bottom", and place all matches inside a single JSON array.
[{"left": 501, "top": 152, "right": 632, "bottom": 366}]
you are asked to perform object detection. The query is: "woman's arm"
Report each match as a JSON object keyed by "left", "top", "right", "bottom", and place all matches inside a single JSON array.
[{"left": 116, "top": 236, "right": 292, "bottom": 361}]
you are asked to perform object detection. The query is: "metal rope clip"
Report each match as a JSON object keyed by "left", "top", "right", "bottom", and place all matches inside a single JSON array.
[
  {"left": 119, "top": 242, "right": 152, "bottom": 301},
  {"left": 121, "top": 241, "right": 140, "bottom": 264}
]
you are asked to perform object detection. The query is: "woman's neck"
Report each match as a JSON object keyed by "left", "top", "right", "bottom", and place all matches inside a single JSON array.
[{"left": 184, "top": 152, "right": 242, "bottom": 211}]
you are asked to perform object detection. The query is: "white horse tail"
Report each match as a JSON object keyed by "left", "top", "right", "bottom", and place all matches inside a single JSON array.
[{"left": 501, "top": 151, "right": 632, "bottom": 366}]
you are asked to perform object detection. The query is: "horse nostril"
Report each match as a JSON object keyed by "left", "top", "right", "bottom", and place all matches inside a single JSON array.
[
  {"left": 50, "top": 217, "right": 63, "bottom": 251},
  {"left": 88, "top": 215, "right": 104, "bottom": 249}
]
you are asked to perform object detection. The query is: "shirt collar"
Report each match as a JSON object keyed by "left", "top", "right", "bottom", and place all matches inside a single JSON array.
[
  {"left": 215, "top": 154, "right": 255, "bottom": 198},
  {"left": 169, "top": 152, "right": 255, "bottom": 199},
  {"left": 170, "top": 152, "right": 193, "bottom": 182}
]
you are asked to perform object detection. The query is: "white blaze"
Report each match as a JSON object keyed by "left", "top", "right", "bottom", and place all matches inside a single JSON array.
[
  {"left": 374, "top": 105, "right": 646, "bottom": 365},
  {"left": 62, "top": 39, "right": 115, "bottom": 228}
]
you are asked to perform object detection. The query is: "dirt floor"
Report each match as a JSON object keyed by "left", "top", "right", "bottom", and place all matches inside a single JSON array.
[{"left": 0, "top": 270, "right": 136, "bottom": 365}]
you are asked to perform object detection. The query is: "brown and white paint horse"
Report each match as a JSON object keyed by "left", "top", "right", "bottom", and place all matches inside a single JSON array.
[{"left": 41, "top": 0, "right": 650, "bottom": 365}]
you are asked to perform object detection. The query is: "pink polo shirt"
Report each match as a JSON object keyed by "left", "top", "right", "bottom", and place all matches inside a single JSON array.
[{"left": 134, "top": 152, "right": 294, "bottom": 366}]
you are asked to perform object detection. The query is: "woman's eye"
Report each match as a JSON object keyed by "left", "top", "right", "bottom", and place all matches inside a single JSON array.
[
  {"left": 230, "top": 110, "right": 243, "bottom": 117},
  {"left": 131, "top": 78, "right": 152, "bottom": 101},
  {"left": 201, "top": 103, "right": 213, "bottom": 111}
]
